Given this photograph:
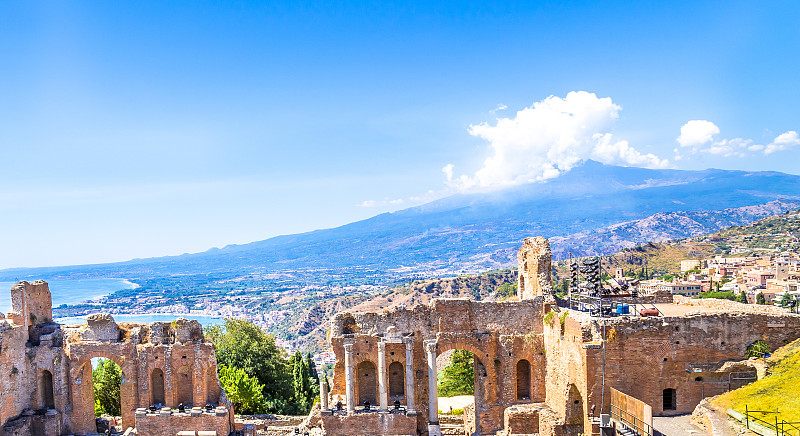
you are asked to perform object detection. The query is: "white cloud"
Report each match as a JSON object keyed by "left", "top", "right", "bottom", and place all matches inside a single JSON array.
[
  {"left": 490, "top": 104, "right": 508, "bottom": 114},
  {"left": 765, "top": 131, "right": 800, "bottom": 154},
  {"left": 675, "top": 121, "right": 798, "bottom": 158},
  {"left": 590, "top": 133, "right": 670, "bottom": 169},
  {"left": 445, "top": 91, "right": 669, "bottom": 190},
  {"left": 677, "top": 120, "right": 720, "bottom": 149},
  {"left": 442, "top": 164, "right": 454, "bottom": 182}
]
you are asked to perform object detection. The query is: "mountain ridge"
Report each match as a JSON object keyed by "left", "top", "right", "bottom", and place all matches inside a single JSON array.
[{"left": 3, "top": 161, "right": 800, "bottom": 282}]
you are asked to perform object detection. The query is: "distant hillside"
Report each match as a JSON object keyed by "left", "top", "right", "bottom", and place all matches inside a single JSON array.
[
  {"left": 549, "top": 199, "right": 800, "bottom": 260},
  {"left": 3, "top": 161, "right": 800, "bottom": 283},
  {"left": 287, "top": 269, "right": 517, "bottom": 352},
  {"left": 553, "top": 207, "right": 800, "bottom": 279}
]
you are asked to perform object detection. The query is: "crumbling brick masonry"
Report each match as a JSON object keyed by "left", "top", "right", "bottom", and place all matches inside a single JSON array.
[{"left": 0, "top": 280, "right": 233, "bottom": 436}]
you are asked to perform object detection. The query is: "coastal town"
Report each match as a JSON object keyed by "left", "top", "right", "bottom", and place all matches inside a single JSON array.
[{"left": 636, "top": 250, "right": 799, "bottom": 304}]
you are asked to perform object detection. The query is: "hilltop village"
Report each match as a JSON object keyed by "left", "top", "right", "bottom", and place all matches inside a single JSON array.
[
  {"left": 637, "top": 251, "right": 799, "bottom": 303},
  {"left": 3, "top": 235, "right": 800, "bottom": 435}
]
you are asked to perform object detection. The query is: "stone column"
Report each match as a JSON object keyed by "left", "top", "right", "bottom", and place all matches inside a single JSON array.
[
  {"left": 344, "top": 343, "right": 355, "bottom": 413},
  {"left": 320, "top": 377, "right": 329, "bottom": 411},
  {"left": 377, "top": 341, "right": 388, "bottom": 412},
  {"left": 404, "top": 340, "right": 416, "bottom": 413},
  {"left": 425, "top": 339, "right": 442, "bottom": 436}
]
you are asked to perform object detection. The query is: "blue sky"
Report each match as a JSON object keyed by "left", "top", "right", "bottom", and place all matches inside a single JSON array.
[{"left": 1, "top": 1, "right": 798, "bottom": 268}]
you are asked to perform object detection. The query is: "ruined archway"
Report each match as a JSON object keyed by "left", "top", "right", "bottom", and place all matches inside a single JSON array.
[
  {"left": 151, "top": 368, "right": 166, "bottom": 406},
  {"left": 388, "top": 361, "right": 405, "bottom": 401},
  {"left": 356, "top": 361, "right": 378, "bottom": 406},
  {"left": 516, "top": 359, "right": 531, "bottom": 401},
  {"left": 433, "top": 344, "right": 490, "bottom": 436},
  {"left": 71, "top": 356, "right": 127, "bottom": 434},
  {"left": 68, "top": 348, "right": 138, "bottom": 435}
]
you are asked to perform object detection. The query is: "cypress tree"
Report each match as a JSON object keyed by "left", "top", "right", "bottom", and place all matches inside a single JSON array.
[
  {"left": 290, "top": 351, "right": 312, "bottom": 413},
  {"left": 306, "top": 353, "right": 320, "bottom": 397}
]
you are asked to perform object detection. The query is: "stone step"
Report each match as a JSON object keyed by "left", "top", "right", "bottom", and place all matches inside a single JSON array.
[
  {"left": 440, "top": 423, "right": 466, "bottom": 436},
  {"left": 439, "top": 415, "right": 465, "bottom": 425}
]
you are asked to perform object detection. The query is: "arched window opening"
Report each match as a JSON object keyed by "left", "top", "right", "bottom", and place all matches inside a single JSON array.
[
  {"left": 177, "top": 366, "right": 193, "bottom": 406},
  {"left": 388, "top": 361, "right": 404, "bottom": 400},
  {"left": 356, "top": 361, "right": 377, "bottom": 406},
  {"left": 151, "top": 368, "right": 165, "bottom": 406},
  {"left": 516, "top": 360, "right": 531, "bottom": 401},
  {"left": 40, "top": 370, "right": 55, "bottom": 409}
]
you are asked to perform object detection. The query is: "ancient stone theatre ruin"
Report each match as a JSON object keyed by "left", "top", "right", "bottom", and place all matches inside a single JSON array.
[{"left": 323, "top": 236, "right": 800, "bottom": 436}]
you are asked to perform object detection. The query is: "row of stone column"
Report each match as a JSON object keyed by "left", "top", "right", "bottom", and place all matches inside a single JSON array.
[
  {"left": 325, "top": 338, "right": 443, "bottom": 435},
  {"left": 332, "top": 339, "right": 417, "bottom": 414}
]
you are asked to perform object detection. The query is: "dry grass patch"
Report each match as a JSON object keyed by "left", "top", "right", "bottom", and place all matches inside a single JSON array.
[{"left": 712, "top": 339, "right": 800, "bottom": 419}]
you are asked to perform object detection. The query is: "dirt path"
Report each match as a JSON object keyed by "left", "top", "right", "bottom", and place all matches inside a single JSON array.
[{"left": 653, "top": 414, "right": 706, "bottom": 436}]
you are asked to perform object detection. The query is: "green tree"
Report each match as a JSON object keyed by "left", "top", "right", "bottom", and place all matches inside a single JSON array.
[
  {"left": 496, "top": 283, "right": 518, "bottom": 299},
  {"left": 736, "top": 291, "right": 748, "bottom": 304},
  {"left": 93, "top": 358, "right": 122, "bottom": 416},
  {"left": 306, "top": 353, "right": 320, "bottom": 397},
  {"left": 206, "top": 318, "right": 293, "bottom": 413},
  {"left": 287, "top": 351, "right": 313, "bottom": 414},
  {"left": 745, "top": 340, "right": 771, "bottom": 358},
  {"left": 218, "top": 365, "right": 267, "bottom": 414},
  {"left": 756, "top": 292, "right": 766, "bottom": 305},
  {"left": 437, "top": 350, "right": 474, "bottom": 397}
]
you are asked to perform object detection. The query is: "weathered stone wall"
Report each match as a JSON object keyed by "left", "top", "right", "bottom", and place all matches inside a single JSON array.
[
  {"left": 517, "top": 237, "right": 553, "bottom": 299},
  {"left": 542, "top": 308, "right": 591, "bottom": 435},
  {"left": 321, "top": 413, "right": 417, "bottom": 436},
  {"left": 331, "top": 298, "right": 548, "bottom": 338},
  {"left": 134, "top": 406, "right": 231, "bottom": 436},
  {"left": 0, "top": 317, "right": 34, "bottom": 428},
  {"left": 10, "top": 280, "right": 53, "bottom": 329},
  {"left": 0, "top": 281, "right": 231, "bottom": 436},
  {"left": 581, "top": 308, "right": 800, "bottom": 416}
]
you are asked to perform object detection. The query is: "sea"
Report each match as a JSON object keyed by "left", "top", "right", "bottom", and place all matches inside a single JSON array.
[
  {"left": 55, "top": 313, "right": 224, "bottom": 327},
  {"left": 0, "top": 278, "right": 224, "bottom": 327}
]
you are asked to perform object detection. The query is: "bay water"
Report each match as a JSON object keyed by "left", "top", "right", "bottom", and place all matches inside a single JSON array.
[{"left": 0, "top": 279, "right": 223, "bottom": 327}]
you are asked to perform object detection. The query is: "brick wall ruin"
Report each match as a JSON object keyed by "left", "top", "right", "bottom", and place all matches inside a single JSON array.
[
  {"left": 0, "top": 281, "right": 232, "bottom": 436},
  {"left": 517, "top": 236, "right": 553, "bottom": 299},
  {"left": 323, "top": 237, "right": 800, "bottom": 436}
]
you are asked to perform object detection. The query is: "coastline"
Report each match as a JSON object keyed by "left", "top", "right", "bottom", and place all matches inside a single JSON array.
[
  {"left": 121, "top": 278, "right": 141, "bottom": 289},
  {"left": 2, "top": 277, "right": 140, "bottom": 314}
]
